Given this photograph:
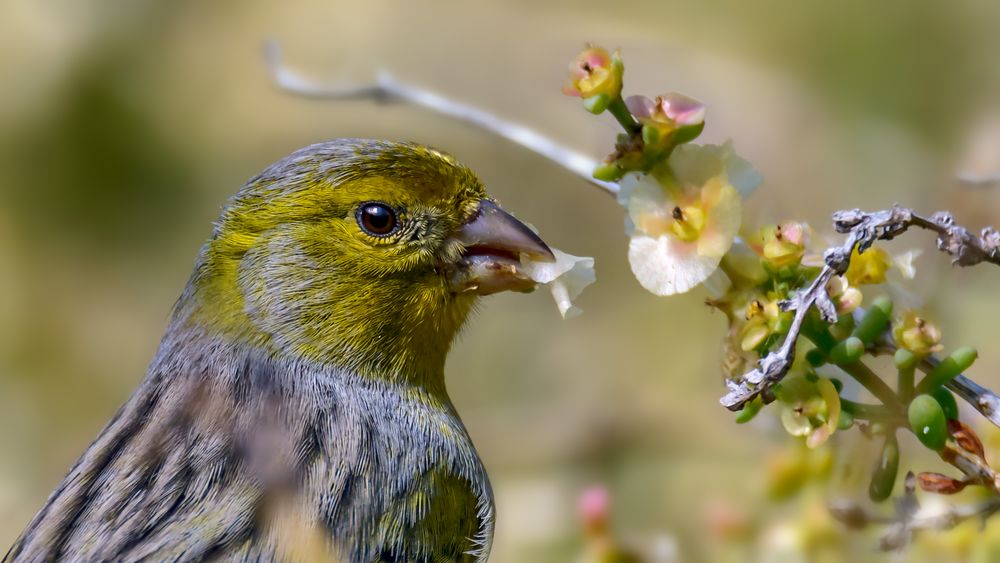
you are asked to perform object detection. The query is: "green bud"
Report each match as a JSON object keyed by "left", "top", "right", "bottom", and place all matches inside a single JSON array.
[
  {"left": 868, "top": 432, "right": 899, "bottom": 502},
  {"left": 908, "top": 394, "right": 948, "bottom": 451},
  {"left": 829, "top": 336, "right": 865, "bottom": 365},
  {"left": 805, "top": 348, "right": 827, "bottom": 367},
  {"left": 736, "top": 397, "right": 763, "bottom": 424},
  {"left": 592, "top": 162, "right": 625, "bottom": 182},
  {"left": 894, "top": 348, "right": 918, "bottom": 371},
  {"left": 837, "top": 409, "right": 854, "bottom": 430},
  {"left": 917, "top": 347, "right": 978, "bottom": 394},
  {"left": 852, "top": 297, "right": 892, "bottom": 346},
  {"left": 583, "top": 94, "right": 611, "bottom": 114},
  {"left": 829, "top": 378, "right": 844, "bottom": 393},
  {"left": 932, "top": 387, "right": 959, "bottom": 421}
]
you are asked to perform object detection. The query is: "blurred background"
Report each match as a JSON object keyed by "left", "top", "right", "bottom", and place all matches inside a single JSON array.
[{"left": 2, "top": 0, "right": 1000, "bottom": 560}]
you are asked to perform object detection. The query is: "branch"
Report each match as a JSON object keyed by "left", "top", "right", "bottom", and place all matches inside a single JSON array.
[
  {"left": 829, "top": 492, "right": 1000, "bottom": 552},
  {"left": 262, "top": 41, "right": 619, "bottom": 197},
  {"left": 721, "top": 205, "right": 1000, "bottom": 411}
]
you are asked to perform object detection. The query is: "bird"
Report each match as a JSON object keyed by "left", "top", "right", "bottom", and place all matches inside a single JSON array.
[{"left": 4, "top": 139, "right": 555, "bottom": 562}]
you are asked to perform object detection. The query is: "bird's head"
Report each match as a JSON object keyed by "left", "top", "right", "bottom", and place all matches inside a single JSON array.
[{"left": 179, "top": 139, "right": 553, "bottom": 388}]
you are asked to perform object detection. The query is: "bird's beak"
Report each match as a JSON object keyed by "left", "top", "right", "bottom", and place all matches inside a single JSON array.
[{"left": 447, "top": 199, "right": 556, "bottom": 295}]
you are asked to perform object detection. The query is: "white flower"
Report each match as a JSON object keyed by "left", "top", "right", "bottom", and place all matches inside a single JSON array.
[
  {"left": 618, "top": 142, "right": 760, "bottom": 296},
  {"left": 893, "top": 249, "right": 922, "bottom": 280},
  {"left": 521, "top": 248, "right": 596, "bottom": 319}
]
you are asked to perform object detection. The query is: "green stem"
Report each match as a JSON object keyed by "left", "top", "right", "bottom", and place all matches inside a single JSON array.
[
  {"left": 838, "top": 360, "right": 904, "bottom": 412},
  {"left": 801, "top": 316, "right": 839, "bottom": 354},
  {"left": 607, "top": 97, "right": 640, "bottom": 134},
  {"left": 898, "top": 364, "right": 915, "bottom": 404},
  {"left": 801, "top": 321, "right": 903, "bottom": 411},
  {"left": 840, "top": 399, "right": 904, "bottom": 424}
]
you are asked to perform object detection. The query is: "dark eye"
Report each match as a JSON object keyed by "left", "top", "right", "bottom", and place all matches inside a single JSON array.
[{"left": 356, "top": 202, "right": 399, "bottom": 236}]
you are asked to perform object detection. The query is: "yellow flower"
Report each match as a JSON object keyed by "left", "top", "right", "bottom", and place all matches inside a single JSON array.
[
  {"left": 619, "top": 143, "right": 760, "bottom": 295},
  {"left": 893, "top": 311, "right": 943, "bottom": 357},
  {"left": 777, "top": 376, "right": 841, "bottom": 448},
  {"left": 845, "top": 246, "right": 891, "bottom": 286},
  {"left": 562, "top": 46, "right": 623, "bottom": 100},
  {"left": 739, "top": 297, "right": 786, "bottom": 352}
]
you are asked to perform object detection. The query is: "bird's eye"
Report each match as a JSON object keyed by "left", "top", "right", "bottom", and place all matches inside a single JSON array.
[{"left": 356, "top": 202, "right": 399, "bottom": 236}]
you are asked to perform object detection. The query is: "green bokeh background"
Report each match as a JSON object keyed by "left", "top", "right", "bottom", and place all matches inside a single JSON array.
[{"left": 2, "top": 1, "right": 999, "bottom": 560}]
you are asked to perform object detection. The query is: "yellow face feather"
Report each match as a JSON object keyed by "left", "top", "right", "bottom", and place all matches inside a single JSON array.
[{"left": 181, "top": 140, "right": 487, "bottom": 392}]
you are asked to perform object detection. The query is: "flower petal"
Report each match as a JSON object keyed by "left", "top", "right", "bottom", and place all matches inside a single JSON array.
[
  {"left": 628, "top": 234, "right": 721, "bottom": 295},
  {"left": 625, "top": 95, "right": 656, "bottom": 120},
  {"left": 660, "top": 92, "right": 706, "bottom": 126},
  {"left": 521, "top": 248, "right": 596, "bottom": 318}
]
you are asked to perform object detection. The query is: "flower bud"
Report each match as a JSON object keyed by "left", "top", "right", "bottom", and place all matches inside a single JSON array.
[
  {"left": 563, "top": 46, "right": 623, "bottom": 103},
  {"left": 868, "top": 432, "right": 899, "bottom": 502},
  {"left": 626, "top": 92, "right": 706, "bottom": 146},
  {"left": 829, "top": 336, "right": 865, "bottom": 365},
  {"left": 893, "top": 312, "right": 943, "bottom": 358},
  {"left": 908, "top": 394, "right": 948, "bottom": 451},
  {"left": 932, "top": 387, "right": 959, "bottom": 421},
  {"left": 852, "top": 297, "right": 892, "bottom": 346},
  {"left": 917, "top": 346, "right": 977, "bottom": 393}
]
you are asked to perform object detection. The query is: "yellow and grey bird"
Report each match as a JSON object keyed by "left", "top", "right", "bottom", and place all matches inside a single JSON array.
[{"left": 5, "top": 139, "right": 555, "bottom": 562}]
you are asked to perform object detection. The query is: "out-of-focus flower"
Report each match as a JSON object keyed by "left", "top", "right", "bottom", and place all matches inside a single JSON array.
[
  {"left": 521, "top": 248, "right": 596, "bottom": 319},
  {"left": 825, "top": 275, "right": 863, "bottom": 315},
  {"left": 754, "top": 222, "right": 808, "bottom": 270},
  {"left": 766, "top": 445, "right": 834, "bottom": 500},
  {"left": 578, "top": 486, "right": 610, "bottom": 535},
  {"left": 576, "top": 486, "right": 644, "bottom": 563},
  {"left": 892, "top": 249, "right": 922, "bottom": 279},
  {"left": 776, "top": 376, "right": 841, "bottom": 448},
  {"left": 845, "top": 246, "right": 891, "bottom": 286},
  {"left": 618, "top": 143, "right": 761, "bottom": 295},
  {"left": 626, "top": 93, "right": 706, "bottom": 145},
  {"left": 562, "top": 45, "right": 623, "bottom": 112},
  {"left": 893, "top": 311, "right": 943, "bottom": 357},
  {"left": 703, "top": 499, "right": 752, "bottom": 542}
]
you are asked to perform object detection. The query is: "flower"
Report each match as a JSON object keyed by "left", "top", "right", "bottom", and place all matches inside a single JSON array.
[
  {"left": 754, "top": 222, "right": 808, "bottom": 270},
  {"left": 892, "top": 249, "right": 922, "bottom": 280},
  {"left": 893, "top": 311, "right": 943, "bottom": 357},
  {"left": 825, "top": 275, "right": 863, "bottom": 315},
  {"left": 626, "top": 93, "right": 706, "bottom": 145},
  {"left": 776, "top": 376, "right": 842, "bottom": 448},
  {"left": 521, "top": 248, "right": 596, "bottom": 319},
  {"left": 562, "top": 46, "right": 623, "bottom": 103},
  {"left": 845, "top": 246, "right": 891, "bottom": 286},
  {"left": 739, "top": 296, "right": 790, "bottom": 352},
  {"left": 619, "top": 143, "right": 761, "bottom": 295}
]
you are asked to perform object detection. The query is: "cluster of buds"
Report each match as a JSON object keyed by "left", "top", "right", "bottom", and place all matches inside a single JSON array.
[{"left": 564, "top": 44, "right": 760, "bottom": 297}]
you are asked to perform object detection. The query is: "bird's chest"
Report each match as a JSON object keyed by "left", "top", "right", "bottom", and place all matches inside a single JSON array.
[{"left": 315, "top": 378, "right": 494, "bottom": 561}]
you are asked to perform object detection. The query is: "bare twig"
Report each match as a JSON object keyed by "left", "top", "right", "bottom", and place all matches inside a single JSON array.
[
  {"left": 263, "top": 41, "right": 619, "bottom": 196},
  {"left": 829, "top": 492, "right": 1000, "bottom": 552},
  {"left": 720, "top": 205, "right": 1000, "bottom": 411},
  {"left": 945, "top": 372, "right": 1000, "bottom": 428}
]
